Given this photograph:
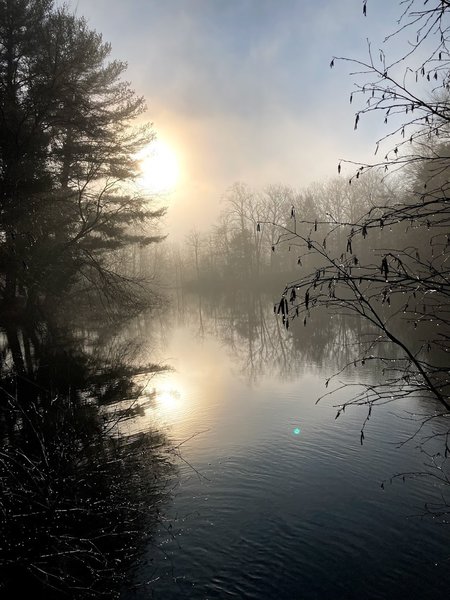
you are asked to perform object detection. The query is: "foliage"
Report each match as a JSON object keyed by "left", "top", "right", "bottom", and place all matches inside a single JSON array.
[
  {"left": 0, "top": 317, "right": 174, "bottom": 598},
  {"left": 0, "top": 0, "right": 164, "bottom": 312}
]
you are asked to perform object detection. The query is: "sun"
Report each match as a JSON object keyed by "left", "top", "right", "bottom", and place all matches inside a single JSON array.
[{"left": 137, "top": 138, "right": 180, "bottom": 194}]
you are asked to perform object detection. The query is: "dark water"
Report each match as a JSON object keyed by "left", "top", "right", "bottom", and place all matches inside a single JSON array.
[
  {"left": 0, "top": 317, "right": 175, "bottom": 598},
  {"left": 2, "top": 293, "right": 448, "bottom": 599},
  {"left": 123, "top": 292, "right": 450, "bottom": 599}
]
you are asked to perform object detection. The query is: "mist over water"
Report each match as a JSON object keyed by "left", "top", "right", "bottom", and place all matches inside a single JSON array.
[{"left": 121, "top": 291, "right": 450, "bottom": 600}]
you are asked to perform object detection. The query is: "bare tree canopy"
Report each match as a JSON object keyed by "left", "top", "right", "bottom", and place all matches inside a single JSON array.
[{"left": 262, "top": 1, "right": 450, "bottom": 486}]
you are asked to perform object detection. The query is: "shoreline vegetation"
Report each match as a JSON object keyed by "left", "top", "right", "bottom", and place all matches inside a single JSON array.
[{"left": 0, "top": 2, "right": 172, "bottom": 596}]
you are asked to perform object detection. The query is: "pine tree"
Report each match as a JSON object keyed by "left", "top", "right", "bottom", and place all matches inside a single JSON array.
[{"left": 0, "top": 0, "right": 164, "bottom": 311}]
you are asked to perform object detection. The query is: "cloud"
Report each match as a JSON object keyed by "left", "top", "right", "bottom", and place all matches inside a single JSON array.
[{"left": 67, "top": 0, "right": 401, "bottom": 238}]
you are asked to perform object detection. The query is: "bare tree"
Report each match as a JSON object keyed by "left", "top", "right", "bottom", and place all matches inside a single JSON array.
[{"left": 263, "top": 1, "right": 450, "bottom": 493}]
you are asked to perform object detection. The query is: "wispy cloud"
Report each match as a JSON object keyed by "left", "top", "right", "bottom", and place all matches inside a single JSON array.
[{"left": 67, "top": 0, "right": 403, "bottom": 237}]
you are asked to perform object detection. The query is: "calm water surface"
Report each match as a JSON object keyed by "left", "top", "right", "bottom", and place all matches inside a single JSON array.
[{"left": 123, "top": 293, "right": 450, "bottom": 599}]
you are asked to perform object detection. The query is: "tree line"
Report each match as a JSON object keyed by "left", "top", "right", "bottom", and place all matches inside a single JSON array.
[{"left": 177, "top": 172, "right": 395, "bottom": 290}]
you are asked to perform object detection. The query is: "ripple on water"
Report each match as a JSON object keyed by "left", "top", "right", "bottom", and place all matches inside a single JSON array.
[{"left": 125, "top": 344, "right": 450, "bottom": 600}]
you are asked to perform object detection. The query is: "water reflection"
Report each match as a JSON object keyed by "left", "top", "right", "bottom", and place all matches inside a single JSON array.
[
  {"left": 146, "top": 375, "right": 187, "bottom": 420},
  {"left": 158, "top": 290, "right": 377, "bottom": 383},
  {"left": 0, "top": 316, "right": 175, "bottom": 599},
  {"left": 123, "top": 290, "right": 450, "bottom": 600},
  {"left": 156, "top": 386, "right": 182, "bottom": 411}
]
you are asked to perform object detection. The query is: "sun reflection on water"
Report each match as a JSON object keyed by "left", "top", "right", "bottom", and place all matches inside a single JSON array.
[
  {"left": 155, "top": 386, "right": 182, "bottom": 411},
  {"left": 144, "top": 374, "right": 187, "bottom": 423}
]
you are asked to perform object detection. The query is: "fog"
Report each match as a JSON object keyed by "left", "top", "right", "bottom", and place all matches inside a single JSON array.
[
  {"left": 65, "top": 0, "right": 406, "bottom": 238},
  {"left": 1, "top": 1, "right": 449, "bottom": 598}
]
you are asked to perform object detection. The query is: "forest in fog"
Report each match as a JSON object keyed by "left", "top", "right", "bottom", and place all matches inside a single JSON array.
[
  {"left": 0, "top": 0, "right": 449, "bottom": 598},
  {"left": 174, "top": 173, "right": 394, "bottom": 288}
]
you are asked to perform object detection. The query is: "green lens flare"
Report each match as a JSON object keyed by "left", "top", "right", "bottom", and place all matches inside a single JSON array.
[{"left": 293, "top": 427, "right": 301, "bottom": 435}]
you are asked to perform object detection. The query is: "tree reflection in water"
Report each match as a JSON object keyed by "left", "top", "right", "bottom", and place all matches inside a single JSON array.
[
  {"left": 0, "top": 316, "right": 175, "bottom": 599},
  {"left": 172, "top": 289, "right": 381, "bottom": 384}
]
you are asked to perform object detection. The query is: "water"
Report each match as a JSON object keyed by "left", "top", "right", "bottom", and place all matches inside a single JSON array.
[
  {"left": 0, "top": 316, "right": 175, "bottom": 598},
  {"left": 123, "top": 292, "right": 450, "bottom": 599}
]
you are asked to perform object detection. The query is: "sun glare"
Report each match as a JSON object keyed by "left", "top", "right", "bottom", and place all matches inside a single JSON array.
[
  {"left": 144, "top": 375, "right": 186, "bottom": 421},
  {"left": 137, "top": 139, "right": 180, "bottom": 194}
]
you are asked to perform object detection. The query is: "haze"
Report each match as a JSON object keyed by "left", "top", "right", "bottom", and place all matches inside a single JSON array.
[{"left": 68, "top": 0, "right": 402, "bottom": 239}]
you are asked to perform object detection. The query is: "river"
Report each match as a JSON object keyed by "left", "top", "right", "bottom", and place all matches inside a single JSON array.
[{"left": 121, "top": 291, "right": 450, "bottom": 599}]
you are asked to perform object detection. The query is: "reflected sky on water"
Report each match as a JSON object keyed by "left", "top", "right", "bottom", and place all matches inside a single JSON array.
[{"left": 123, "top": 292, "right": 450, "bottom": 600}]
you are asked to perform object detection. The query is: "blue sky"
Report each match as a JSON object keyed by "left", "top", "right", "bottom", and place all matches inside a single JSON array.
[{"left": 67, "top": 0, "right": 409, "bottom": 236}]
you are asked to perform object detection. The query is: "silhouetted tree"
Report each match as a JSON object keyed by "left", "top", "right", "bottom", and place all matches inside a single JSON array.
[
  {"left": 269, "top": 1, "right": 450, "bottom": 452},
  {"left": 0, "top": 0, "right": 164, "bottom": 313}
]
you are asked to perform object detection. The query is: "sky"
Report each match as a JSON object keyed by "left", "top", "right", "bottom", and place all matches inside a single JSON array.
[{"left": 67, "top": 0, "right": 406, "bottom": 239}]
